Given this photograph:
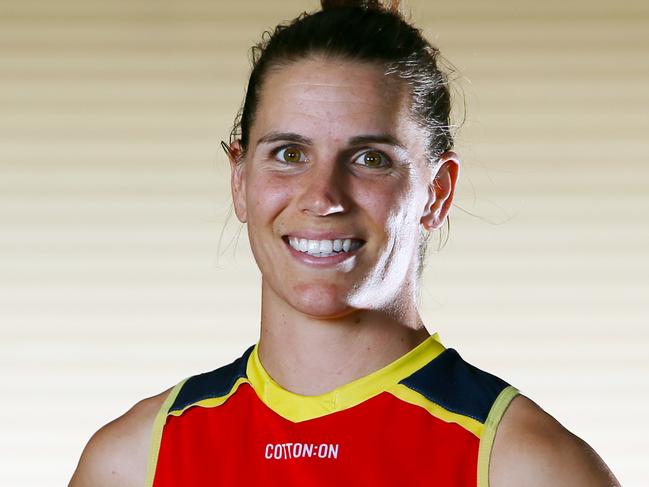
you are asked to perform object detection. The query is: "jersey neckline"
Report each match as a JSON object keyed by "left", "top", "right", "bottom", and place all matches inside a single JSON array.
[{"left": 246, "top": 332, "right": 446, "bottom": 423}]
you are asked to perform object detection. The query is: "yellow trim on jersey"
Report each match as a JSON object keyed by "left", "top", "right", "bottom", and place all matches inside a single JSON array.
[
  {"left": 246, "top": 333, "right": 446, "bottom": 423},
  {"left": 476, "top": 385, "right": 520, "bottom": 487},
  {"left": 386, "top": 383, "right": 485, "bottom": 438},
  {"left": 145, "top": 378, "right": 188, "bottom": 487},
  {"left": 167, "top": 377, "right": 250, "bottom": 417}
]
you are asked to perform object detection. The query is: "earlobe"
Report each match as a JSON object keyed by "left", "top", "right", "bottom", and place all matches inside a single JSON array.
[
  {"left": 226, "top": 140, "right": 248, "bottom": 223},
  {"left": 420, "top": 151, "right": 460, "bottom": 231}
]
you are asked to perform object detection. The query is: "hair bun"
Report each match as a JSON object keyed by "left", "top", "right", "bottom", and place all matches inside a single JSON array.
[{"left": 320, "top": 0, "right": 396, "bottom": 11}]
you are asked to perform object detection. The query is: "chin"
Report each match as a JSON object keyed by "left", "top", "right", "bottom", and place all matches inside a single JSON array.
[{"left": 290, "top": 283, "right": 356, "bottom": 319}]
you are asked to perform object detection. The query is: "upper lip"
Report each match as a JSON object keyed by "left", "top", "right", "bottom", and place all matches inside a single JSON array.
[{"left": 283, "top": 231, "right": 364, "bottom": 241}]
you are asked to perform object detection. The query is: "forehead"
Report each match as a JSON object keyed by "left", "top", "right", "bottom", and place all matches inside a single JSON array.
[{"left": 252, "top": 57, "right": 421, "bottom": 143}]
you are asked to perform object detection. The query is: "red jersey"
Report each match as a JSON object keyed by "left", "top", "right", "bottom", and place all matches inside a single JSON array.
[{"left": 146, "top": 334, "right": 518, "bottom": 486}]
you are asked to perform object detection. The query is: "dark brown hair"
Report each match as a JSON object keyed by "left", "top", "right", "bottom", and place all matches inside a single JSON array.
[
  {"left": 230, "top": 0, "right": 457, "bottom": 166},
  {"left": 228, "top": 0, "right": 459, "bottom": 278}
]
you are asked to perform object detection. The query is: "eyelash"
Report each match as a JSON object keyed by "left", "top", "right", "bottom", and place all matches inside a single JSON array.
[
  {"left": 353, "top": 150, "right": 390, "bottom": 168},
  {"left": 274, "top": 146, "right": 307, "bottom": 164},
  {"left": 272, "top": 145, "right": 391, "bottom": 169}
]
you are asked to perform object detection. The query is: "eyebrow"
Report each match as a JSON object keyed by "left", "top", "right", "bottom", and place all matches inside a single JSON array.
[
  {"left": 256, "top": 131, "right": 406, "bottom": 150},
  {"left": 348, "top": 134, "right": 405, "bottom": 150},
  {"left": 257, "top": 131, "right": 312, "bottom": 146}
]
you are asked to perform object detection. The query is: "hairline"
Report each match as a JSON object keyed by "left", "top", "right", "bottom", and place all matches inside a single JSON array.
[{"left": 246, "top": 51, "right": 439, "bottom": 167}]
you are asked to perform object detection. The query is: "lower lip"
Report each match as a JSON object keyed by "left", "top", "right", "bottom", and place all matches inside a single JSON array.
[{"left": 282, "top": 237, "right": 364, "bottom": 266}]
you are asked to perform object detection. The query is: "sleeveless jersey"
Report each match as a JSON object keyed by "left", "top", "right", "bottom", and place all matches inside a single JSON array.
[{"left": 146, "top": 334, "right": 519, "bottom": 486}]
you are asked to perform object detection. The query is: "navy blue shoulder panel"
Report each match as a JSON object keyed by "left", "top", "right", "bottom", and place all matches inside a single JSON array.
[
  {"left": 399, "top": 348, "right": 510, "bottom": 424},
  {"left": 168, "top": 345, "right": 255, "bottom": 414}
]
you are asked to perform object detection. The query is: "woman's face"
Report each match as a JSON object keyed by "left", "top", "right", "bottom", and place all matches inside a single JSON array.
[{"left": 230, "top": 57, "right": 458, "bottom": 319}]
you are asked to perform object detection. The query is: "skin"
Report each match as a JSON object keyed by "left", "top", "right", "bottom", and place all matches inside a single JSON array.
[
  {"left": 69, "top": 57, "right": 620, "bottom": 486},
  {"left": 229, "top": 56, "right": 455, "bottom": 394}
]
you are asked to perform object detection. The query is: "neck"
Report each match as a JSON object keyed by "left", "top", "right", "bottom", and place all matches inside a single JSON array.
[{"left": 256, "top": 282, "right": 430, "bottom": 396}]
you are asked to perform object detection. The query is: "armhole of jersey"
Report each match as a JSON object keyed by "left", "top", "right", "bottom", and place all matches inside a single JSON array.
[
  {"left": 144, "top": 378, "right": 188, "bottom": 487},
  {"left": 476, "top": 385, "right": 520, "bottom": 487}
]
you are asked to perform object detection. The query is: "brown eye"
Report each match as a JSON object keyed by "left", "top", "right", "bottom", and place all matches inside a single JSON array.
[
  {"left": 277, "top": 147, "right": 306, "bottom": 164},
  {"left": 355, "top": 150, "right": 388, "bottom": 168}
]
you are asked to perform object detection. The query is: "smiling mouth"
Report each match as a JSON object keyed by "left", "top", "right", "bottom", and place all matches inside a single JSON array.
[{"left": 282, "top": 236, "right": 365, "bottom": 257}]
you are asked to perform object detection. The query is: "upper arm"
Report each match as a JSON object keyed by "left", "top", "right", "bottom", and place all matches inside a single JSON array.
[
  {"left": 489, "top": 394, "right": 620, "bottom": 487},
  {"left": 68, "top": 389, "right": 171, "bottom": 487}
]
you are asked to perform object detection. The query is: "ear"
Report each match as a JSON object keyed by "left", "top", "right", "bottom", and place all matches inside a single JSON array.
[
  {"left": 227, "top": 139, "right": 248, "bottom": 223},
  {"left": 420, "top": 151, "right": 460, "bottom": 231}
]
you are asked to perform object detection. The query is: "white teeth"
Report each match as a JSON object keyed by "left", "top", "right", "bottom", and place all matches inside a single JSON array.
[
  {"left": 320, "top": 240, "right": 333, "bottom": 253},
  {"left": 287, "top": 237, "right": 363, "bottom": 257}
]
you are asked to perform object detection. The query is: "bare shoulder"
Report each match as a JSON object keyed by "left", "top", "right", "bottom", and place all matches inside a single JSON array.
[
  {"left": 68, "top": 387, "right": 173, "bottom": 487},
  {"left": 489, "top": 394, "right": 620, "bottom": 487}
]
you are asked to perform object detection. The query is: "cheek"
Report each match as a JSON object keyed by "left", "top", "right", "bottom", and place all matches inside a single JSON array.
[
  {"left": 356, "top": 181, "right": 416, "bottom": 234},
  {"left": 246, "top": 175, "right": 293, "bottom": 225}
]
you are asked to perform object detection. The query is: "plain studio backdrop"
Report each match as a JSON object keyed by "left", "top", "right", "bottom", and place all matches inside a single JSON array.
[{"left": 1, "top": 0, "right": 647, "bottom": 485}]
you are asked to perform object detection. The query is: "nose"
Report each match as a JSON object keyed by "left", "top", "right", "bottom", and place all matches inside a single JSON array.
[{"left": 297, "top": 159, "right": 349, "bottom": 217}]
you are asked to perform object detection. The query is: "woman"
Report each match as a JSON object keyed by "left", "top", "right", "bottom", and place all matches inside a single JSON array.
[{"left": 70, "top": 1, "right": 619, "bottom": 485}]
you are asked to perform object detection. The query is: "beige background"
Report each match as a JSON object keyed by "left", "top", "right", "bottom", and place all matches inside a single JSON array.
[{"left": 1, "top": 0, "right": 647, "bottom": 485}]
